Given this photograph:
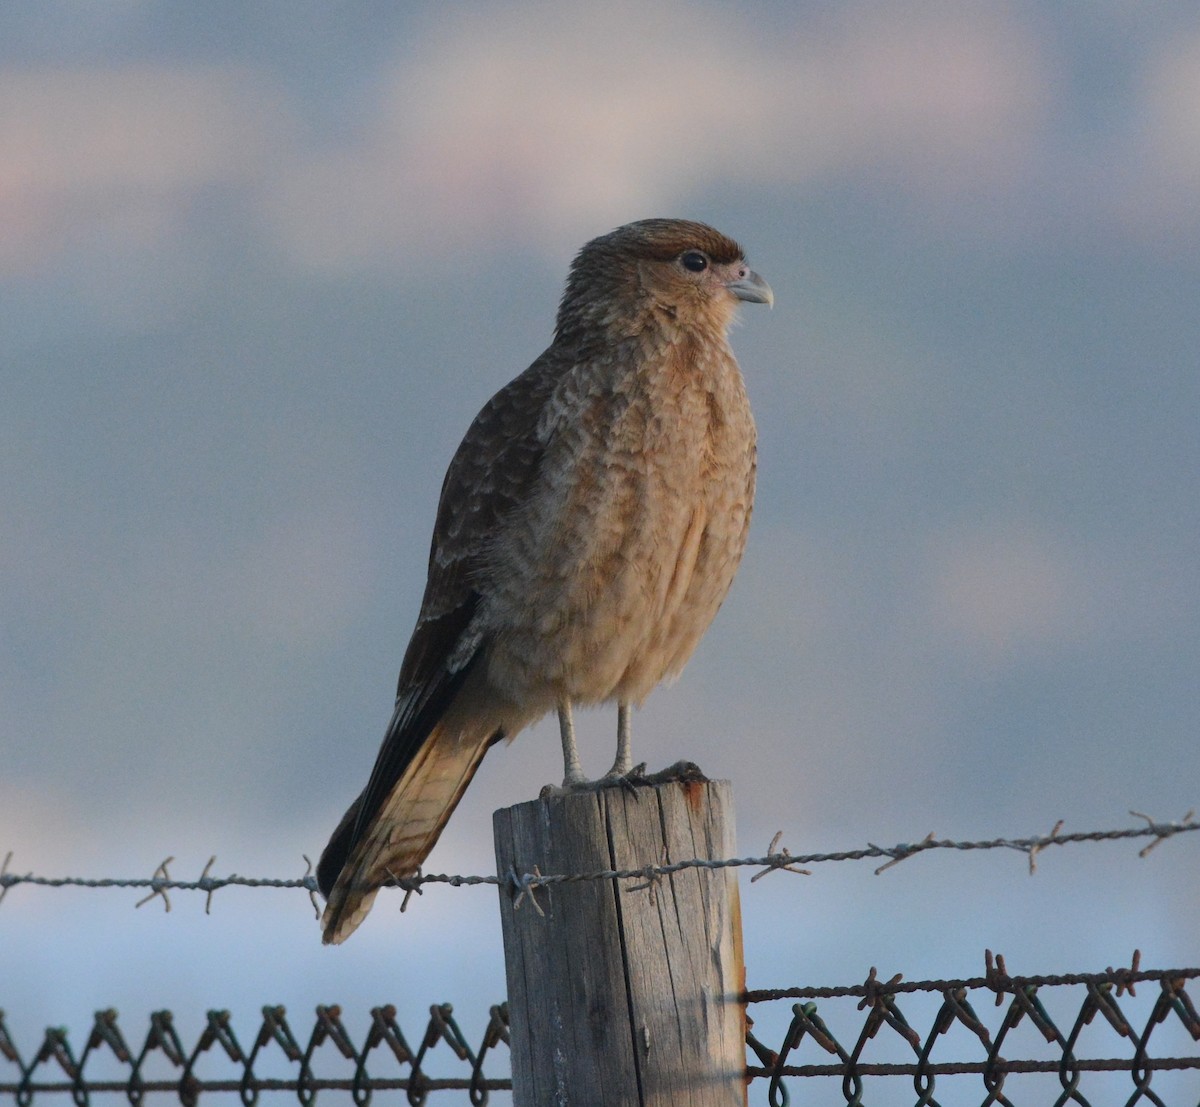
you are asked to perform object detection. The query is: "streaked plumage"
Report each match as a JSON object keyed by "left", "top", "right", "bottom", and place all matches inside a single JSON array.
[{"left": 318, "top": 218, "right": 771, "bottom": 943}]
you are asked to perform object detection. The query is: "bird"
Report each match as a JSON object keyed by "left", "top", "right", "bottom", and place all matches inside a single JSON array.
[{"left": 317, "top": 218, "right": 771, "bottom": 944}]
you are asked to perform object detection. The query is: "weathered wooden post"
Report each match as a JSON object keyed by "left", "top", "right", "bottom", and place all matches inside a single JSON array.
[{"left": 493, "top": 767, "right": 746, "bottom": 1106}]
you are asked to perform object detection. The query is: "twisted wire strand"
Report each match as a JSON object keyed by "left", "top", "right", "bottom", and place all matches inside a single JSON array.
[{"left": 1, "top": 812, "right": 1195, "bottom": 909}]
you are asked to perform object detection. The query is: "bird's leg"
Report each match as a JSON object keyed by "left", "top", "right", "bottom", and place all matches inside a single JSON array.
[
  {"left": 606, "top": 702, "right": 634, "bottom": 778},
  {"left": 558, "top": 700, "right": 588, "bottom": 787}
]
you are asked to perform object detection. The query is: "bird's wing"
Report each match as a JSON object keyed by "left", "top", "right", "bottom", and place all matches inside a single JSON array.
[{"left": 317, "top": 352, "right": 561, "bottom": 904}]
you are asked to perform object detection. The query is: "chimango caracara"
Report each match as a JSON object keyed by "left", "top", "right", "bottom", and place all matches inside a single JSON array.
[{"left": 317, "top": 218, "right": 772, "bottom": 943}]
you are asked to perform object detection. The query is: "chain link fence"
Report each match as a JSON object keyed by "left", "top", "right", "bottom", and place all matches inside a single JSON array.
[
  {"left": 1, "top": 1003, "right": 511, "bottom": 1107},
  {"left": 746, "top": 956, "right": 1200, "bottom": 1106},
  {"left": 4, "top": 960, "right": 1200, "bottom": 1105}
]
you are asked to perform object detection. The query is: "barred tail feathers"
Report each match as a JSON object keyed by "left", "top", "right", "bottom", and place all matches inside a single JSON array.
[{"left": 319, "top": 722, "right": 495, "bottom": 944}]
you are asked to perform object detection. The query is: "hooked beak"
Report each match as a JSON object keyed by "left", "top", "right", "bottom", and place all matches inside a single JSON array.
[{"left": 726, "top": 269, "right": 773, "bottom": 307}]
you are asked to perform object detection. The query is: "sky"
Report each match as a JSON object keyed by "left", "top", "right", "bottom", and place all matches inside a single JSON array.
[{"left": 2, "top": 3, "right": 1199, "bottom": 1103}]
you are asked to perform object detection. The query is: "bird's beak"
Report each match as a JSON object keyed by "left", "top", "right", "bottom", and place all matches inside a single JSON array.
[{"left": 726, "top": 269, "right": 773, "bottom": 307}]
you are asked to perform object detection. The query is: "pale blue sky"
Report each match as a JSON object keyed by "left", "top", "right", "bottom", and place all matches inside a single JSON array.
[{"left": 3, "top": 4, "right": 1198, "bottom": 1102}]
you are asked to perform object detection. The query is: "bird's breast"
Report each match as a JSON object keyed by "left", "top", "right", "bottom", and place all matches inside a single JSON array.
[{"left": 482, "top": 342, "right": 756, "bottom": 709}]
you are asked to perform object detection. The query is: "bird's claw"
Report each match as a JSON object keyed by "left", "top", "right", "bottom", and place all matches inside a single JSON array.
[
  {"left": 599, "top": 762, "right": 647, "bottom": 796},
  {"left": 640, "top": 760, "right": 709, "bottom": 785},
  {"left": 539, "top": 774, "right": 595, "bottom": 798},
  {"left": 539, "top": 761, "right": 702, "bottom": 799}
]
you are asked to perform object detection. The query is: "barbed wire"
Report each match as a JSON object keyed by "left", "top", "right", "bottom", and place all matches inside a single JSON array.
[
  {"left": 1, "top": 808, "right": 1195, "bottom": 916},
  {"left": 744, "top": 950, "right": 1200, "bottom": 1004},
  {"left": 3, "top": 956, "right": 1199, "bottom": 1106}
]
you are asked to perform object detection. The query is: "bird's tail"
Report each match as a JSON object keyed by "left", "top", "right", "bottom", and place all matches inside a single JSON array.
[{"left": 318, "top": 721, "right": 496, "bottom": 944}]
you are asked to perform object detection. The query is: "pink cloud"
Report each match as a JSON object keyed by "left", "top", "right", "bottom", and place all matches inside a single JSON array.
[
  {"left": 0, "top": 64, "right": 286, "bottom": 274},
  {"left": 6, "top": 7, "right": 1200, "bottom": 276}
]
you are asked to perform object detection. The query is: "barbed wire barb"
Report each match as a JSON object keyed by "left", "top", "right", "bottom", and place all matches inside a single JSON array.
[
  {"left": 1131, "top": 808, "right": 1196, "bottom": 857},
  {"left": 133, "top": 857, "right": 174, "bottom": 912},
  {"left": 390, "top": 865, "right": 424, "bottom": 913},
  {"left": 0, "top": 851, "right": 15, "bottom": 909},
  {"left": 627, "top": 847, "right": 669, "bottom": 903},
  {"left": 871, "top": 831, "right": 936, "bottom": 875},
  {"left": 1109, "top": 949, "right": 1142, "bottom": 998},
  {"left": 300, "top": 855, "right": 320, "bottom": 919},
  {"left": 1027, "top": 818, "right": 1064, "bottom": 873},
  {"left": 983, "top": 948, "right": 1011, "bottom": 1006},
  {"left": 750, "top": 832, "right": 811, "bottom": 882},
  {"left": 508, "top": 866, "right": 546, "bottom": 916},
  {"left": 855, "top": 967, "right": 906, "bottom": 1013},
  {"left": 198, "top": 855, "right": 219, "bottom": 915}
]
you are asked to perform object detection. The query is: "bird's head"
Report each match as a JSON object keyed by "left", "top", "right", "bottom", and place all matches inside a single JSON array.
[{"left": 556, "top": 218, "right": 772, "bottom": 344}]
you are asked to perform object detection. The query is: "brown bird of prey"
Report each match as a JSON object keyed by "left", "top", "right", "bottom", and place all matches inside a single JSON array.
[{"left": 317, "top": 218, "right": 771, "bottom": 943}]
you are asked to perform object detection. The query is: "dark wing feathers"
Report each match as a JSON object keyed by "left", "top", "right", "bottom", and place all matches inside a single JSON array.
[
  {"left": 317, "top": 353, "right": 562, "bottom": 898},
  {"left": 315, "top": 601, "right": 481, "bottom": 899}
]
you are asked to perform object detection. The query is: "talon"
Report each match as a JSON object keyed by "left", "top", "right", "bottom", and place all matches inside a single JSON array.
[{"left": 612, "top": 772, "right": 641, "bottom": 797}]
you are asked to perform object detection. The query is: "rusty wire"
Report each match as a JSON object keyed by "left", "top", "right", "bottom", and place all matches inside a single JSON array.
[
  {"left": 1, "top": 810, "right": 1196, "bottom": 915},
  {"left": 0, "top": 1003, "right": 512, "bottom": 1107},
  {"left": 4, "top": 958, "right": 1199, "bottom": 1105},
  {"left": 744, "top": 952, "right": 1200, "bottom": 1107}
]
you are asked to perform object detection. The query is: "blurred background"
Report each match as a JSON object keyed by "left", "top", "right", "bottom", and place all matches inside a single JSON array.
[{"left": 3, "top": 2, "right": 1198, "bottom": 1102}]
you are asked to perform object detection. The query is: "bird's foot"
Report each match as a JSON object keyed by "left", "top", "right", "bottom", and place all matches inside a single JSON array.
[
  {"left": 599, "top": 761, "right": 648, "bottom": 796},
  {"left": 538, "top": 764, "right": 644, "bottom": 798},
  {"left": 538, "top": 772, "right": 593, "bottom": 799},
  {"left": 638, "top": 760, "right": 709, "bottom": 785},
  {"left": 598, "top": 759, "right": 707, "bottom": 790},
  {"left": 538, "top": 762, "right": 708, "bottom": 799}
]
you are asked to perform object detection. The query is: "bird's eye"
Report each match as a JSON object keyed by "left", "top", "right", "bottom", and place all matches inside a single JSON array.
[{"left": 680, "top": 251, "right": 708, "bottom": 273}]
